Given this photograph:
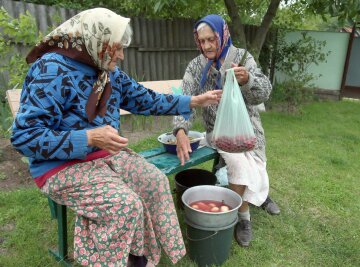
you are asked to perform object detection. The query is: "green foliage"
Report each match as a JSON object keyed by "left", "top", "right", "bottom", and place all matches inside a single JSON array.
[
  {"left": 270, "top": 79, "right": 315, "bottom": 113},
  {"left": 0, "top": 8, "right": 42, "bottom": 137},
  {"left": 274, "top": 1, "right": 314, "bottom": 30},
  {"left": 0, "top": 7, "right": 39, "bottom": 44},
  {"left": 272, "top": 1, "right": 343, "bottom": 31},
  {"left": 304, "top": 0, "right": 360, "bottom": 25},
  {"left": 122, "top": 0, "right": 225, "bottom": 19},
  {"left": 0, "top": 171, "right": 6, "bottom": 180},
  {"left": 0, "top": 102, "right": 12, "bottom": 138},
  {"left": 18, "top": 0, "right": 360, "bottom": 25},
  {"left": 15, "top": 0, "right": 350, "bottom": 75},
  {"left": 233, "top": 0, "right": 272, "bottom": 25},
  {"left": 0, "top": 73, "right": 8, "bottom": 101},
  {"left": 0, "top": 7, "right": 42, "bottom": 99},
  {"left": 276, "top": 32, "right": 330, "bottom": 77},
  {"left": 270, "top": 31, "right": 330, "bottom": 112}
]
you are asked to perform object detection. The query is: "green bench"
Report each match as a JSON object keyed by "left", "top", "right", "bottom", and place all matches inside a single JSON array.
[{"left": 6, "top": 83, "right": 220, "bottom": 266}]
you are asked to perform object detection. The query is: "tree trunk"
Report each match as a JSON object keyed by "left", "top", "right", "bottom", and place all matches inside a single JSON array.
[
  {"left": 250, "top": 0, "right": 281, "bottom": 59},
  {"left": 223, "top": 0, "right": 247, "bottom": 49}
]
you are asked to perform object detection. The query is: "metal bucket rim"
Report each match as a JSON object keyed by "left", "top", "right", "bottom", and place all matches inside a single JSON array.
[
  {"left": 182, "top": 185, "right": 242, "bottom": 214},
  {"left": 185, "top": 216, "right": 238, "bottom": 231}
]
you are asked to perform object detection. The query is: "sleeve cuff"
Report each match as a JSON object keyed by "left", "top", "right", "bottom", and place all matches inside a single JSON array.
[
  {"left": 177, "top": 95, "right": 192, "bottom": 120},
  {"left": 70, "top": 129, "right": 88, "bottom": 159},
  {"left": 241, "top": 72, "right": 255, "bottom": 93}
]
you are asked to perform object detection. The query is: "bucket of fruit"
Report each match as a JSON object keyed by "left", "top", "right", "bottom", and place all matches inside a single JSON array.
[{"left": 181, "top": 185, "right": 242, "bottom": 228}]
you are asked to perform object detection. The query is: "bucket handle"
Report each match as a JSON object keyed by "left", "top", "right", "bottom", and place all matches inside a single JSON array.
[{"left": 186, "top": 229, "right": 218, "bottom": 241}]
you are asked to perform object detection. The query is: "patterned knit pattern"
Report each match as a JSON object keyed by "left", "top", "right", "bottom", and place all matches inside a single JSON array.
[
  {"left": 11, "top": 52, "right": 191, "bottom": 178},
  {"left": 173, "top": 45, "right": 272, "bottom": 161}
]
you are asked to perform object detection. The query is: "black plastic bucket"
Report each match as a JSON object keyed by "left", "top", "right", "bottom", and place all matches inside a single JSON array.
[{"left": 174, "top": 169, "right": 217, "bottom": 210}]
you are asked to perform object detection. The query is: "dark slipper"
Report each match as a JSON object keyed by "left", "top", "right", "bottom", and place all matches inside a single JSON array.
[{"left": 127, "top": 254, "right": 148, "bottom": 267}]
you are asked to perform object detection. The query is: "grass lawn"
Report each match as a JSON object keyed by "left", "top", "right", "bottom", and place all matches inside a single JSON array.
[{"left": 1, "top": 100, "right": 360, "bottom": 266}]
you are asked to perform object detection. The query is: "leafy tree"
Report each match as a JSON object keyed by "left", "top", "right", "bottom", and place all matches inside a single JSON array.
[
  {"left": 19, "top": 0, "right": 359, "bottom": 60},
  {"left": 304, "top": 0, "right": 360, "bottom": 25},
  {"left": 121, "top": 0, "right": 359, "bottom": 59},
  {"left": 119, "top": 0, "right": 282, "bottom": 60}
]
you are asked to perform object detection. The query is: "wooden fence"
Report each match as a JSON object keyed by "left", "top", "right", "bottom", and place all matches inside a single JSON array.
[{"left": 0, "top": 0, "right": 275, "bottom": 83}]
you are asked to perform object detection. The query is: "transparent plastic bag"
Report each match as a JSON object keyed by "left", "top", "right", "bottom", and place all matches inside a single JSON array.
[{"left": 211, "top": 68, "right": 256, "bottom": 153}]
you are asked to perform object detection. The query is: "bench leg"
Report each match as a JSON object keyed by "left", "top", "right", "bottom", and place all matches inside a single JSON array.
[
  {"left": 47, "top": 197, "right": 57, "bottom": 219},
  {"left": 211, "top": 153, "right": 220, "bottom": 174},
  {"left": 48, "top": 199, "right": 72, "bottom": 266}
]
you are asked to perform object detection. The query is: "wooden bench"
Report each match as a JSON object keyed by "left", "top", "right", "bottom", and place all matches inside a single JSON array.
[{"left": 6, "top": 80, "right": 219, "bottom": 266}]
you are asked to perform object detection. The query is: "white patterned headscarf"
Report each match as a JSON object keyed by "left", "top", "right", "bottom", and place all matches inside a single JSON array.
[{"left": 26, "top": 8, "right": 131, "bottom": 121}]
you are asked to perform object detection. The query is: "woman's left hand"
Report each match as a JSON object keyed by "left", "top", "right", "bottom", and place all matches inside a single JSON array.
[
  {"left": 190, "top": 90, "right": 222, "bottom": 108},
  {"left": 231, "top": 63, "right": 249, "bottom": 85}
]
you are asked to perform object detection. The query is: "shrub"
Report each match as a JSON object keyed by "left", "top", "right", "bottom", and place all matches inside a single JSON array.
[
  {"left": 0, "top": 7, "right": 42, "bottom": 136},
  {"left": 0, "top": 7, "right": 42, "bottom": 101},
  {"left": 269, "top": 31, "right": 330, "bottom": 112}
]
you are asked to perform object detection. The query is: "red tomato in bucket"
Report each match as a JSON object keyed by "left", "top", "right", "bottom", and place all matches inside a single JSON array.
[{"left": 190, "top": 200, "right": 232, "bottom": 212}]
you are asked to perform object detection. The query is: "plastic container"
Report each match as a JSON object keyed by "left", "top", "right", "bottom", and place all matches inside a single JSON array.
[
  {"left": 185, "top": 215, "right": 238, "bottom": 266},
  {"left": 174, "top": 169, "right": 217, "bottom": 210}
]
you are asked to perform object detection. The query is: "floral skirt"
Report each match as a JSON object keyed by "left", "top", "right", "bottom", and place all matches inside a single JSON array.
[{"left": 41, "top": 148, "right": 186, "bottom": 266}]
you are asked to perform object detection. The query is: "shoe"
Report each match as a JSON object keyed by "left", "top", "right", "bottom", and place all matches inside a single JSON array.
[
  {"left": 261, "top": 196, "right": 280, "bottom": 215},
  {"left": 127, "top": 254, "right": 148, "bottom": 267},
  {"left": 234, "top": 220, "right": 252, "bottom": 247}
]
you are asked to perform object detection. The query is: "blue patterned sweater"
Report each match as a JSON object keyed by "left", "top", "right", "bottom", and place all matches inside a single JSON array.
[{"left": 11, "top": 53, "right": 191, "bottom": 182}]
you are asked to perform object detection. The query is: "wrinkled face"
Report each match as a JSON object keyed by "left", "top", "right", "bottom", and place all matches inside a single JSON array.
[
  {"left": 108, "top": 46, "right": 124, "bottom": 71},
  {"left": 197, "top": 25, "right": 218, "bottom": 60}
]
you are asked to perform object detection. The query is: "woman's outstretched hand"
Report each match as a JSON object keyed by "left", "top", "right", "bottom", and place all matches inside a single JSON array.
[
  {"left": 86, "top": 125, "right": 128, "bottom": 154},
  {"left": 190, "top": 90, "right": 222, "bottom": 108}
]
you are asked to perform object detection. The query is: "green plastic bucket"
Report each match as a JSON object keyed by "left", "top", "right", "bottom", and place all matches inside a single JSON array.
[{"left": 185, "top": 218, "right": 237, "bottom": 267}]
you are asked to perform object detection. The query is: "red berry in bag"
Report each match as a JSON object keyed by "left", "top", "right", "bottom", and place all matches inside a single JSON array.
[{"left": 212, "top": 135, "right": 256, "bottom": 153}]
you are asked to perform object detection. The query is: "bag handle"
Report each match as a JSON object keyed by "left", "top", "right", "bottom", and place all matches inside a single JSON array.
[
  {"left": 229, "top": 69, "right": 238, "bottom": 98},
  {"left": 186, "top": 229, "right": 218, "bottom": 241},
  {"left": 229, "top": 50, "right": 248, "bottom": 97}
]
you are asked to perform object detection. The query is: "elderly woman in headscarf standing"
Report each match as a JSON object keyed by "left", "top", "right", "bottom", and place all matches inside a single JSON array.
[
  {"left": 11, "top": 8, "right": 222, "bottom": 266},
  {"left": 173, "top": 14, "right": 280, "bottom": 247}
]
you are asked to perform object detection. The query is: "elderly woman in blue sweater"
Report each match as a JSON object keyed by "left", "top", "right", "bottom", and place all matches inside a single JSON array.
[{"left": 11, "top": 8, "right": 221, "bottom": 267}]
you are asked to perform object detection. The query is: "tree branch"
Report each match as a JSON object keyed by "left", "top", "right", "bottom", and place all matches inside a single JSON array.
[
  {"left": 223, "top": 0, "right": 247, "bottom": 49},
  {"left": 251, "top": 0, "right": 281, "bottom": 59}
]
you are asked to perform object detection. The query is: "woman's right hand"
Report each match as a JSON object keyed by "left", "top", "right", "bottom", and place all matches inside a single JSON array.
[
  {"left": 86, "top": 125, "right": 128, "bottom": 154},
  {"left": 189, "top": 90, "right": 222, "bottom": 108},
  {"left": 176, "top": 129, "right": 191, "bottom": 165}
]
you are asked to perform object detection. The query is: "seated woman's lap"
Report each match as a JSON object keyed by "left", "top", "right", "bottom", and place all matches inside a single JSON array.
[
  {"left": 40, "top": 148, "right": 170, "bottom": 219},
  {"left": 40, "top": 148, "right": 182, "bottom": 265}
]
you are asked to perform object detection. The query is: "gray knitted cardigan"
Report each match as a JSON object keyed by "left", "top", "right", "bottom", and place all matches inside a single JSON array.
[{"left": 173, "top": 45, "right": 272, "bottom": 162}]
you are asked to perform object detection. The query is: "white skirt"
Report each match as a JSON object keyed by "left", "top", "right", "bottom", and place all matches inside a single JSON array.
[{"left": 204, "top": 132, "right": 269, "bottom": 206}]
